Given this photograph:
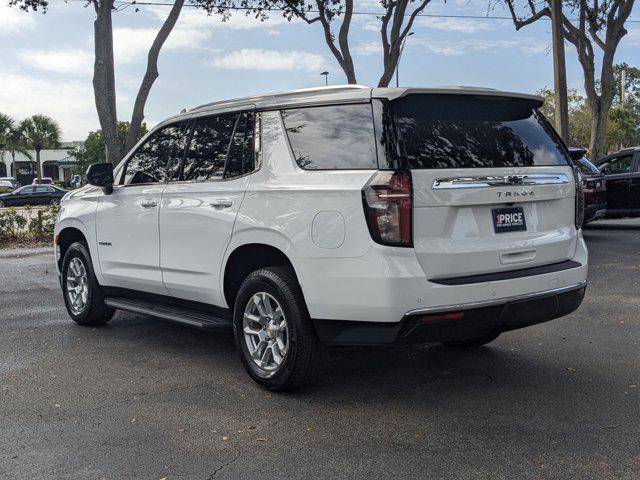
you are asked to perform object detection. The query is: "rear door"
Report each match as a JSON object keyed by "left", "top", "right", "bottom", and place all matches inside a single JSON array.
[
  {"left": 159, "top": 110, "right": 256, "bottom": 306},
  {"left": 386, "top": 94, "right": 577, "bottom": 281},
  {"left": 599, "top": 153, "right": 634, "bottom": 211},
  {"left": 628, "top": 152, "right": 640, "bottom": 212}
]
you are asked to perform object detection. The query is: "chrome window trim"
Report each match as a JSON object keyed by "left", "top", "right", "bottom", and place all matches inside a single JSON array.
[
  {"left": 405, "top": 280, "right": 587, "bottom": 316},
  {"left": 432, "top": 173, "right": 570, "bottom": 190}
]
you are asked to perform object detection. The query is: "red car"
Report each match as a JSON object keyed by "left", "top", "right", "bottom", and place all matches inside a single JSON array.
[{"left": 569, "top": 148, "right": 607, "bottom": 224}]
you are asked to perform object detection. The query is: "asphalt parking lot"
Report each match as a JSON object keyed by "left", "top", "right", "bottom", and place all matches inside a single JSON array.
[{"left": 1, "top": 220, "right": 639, "bottom": 480}]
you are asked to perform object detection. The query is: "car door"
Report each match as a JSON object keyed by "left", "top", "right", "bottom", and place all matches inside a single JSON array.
[
  {"left": 32, "top": 185, "right": 49, "bottom": 205},
  {"left": 95, "top": 123, "right": 185, "bottom": 295},
  {"left": 628, "top": 152, "right": 640, "bottom": 213},
  {"left": 600, "top": 153, "right": 634, "bottom": 212},
  {"left": 15, "top": 186, "right": 34, "bottom": 206},
  {"left": 160, "top": 110, "right": 256, "bottom": 306}
]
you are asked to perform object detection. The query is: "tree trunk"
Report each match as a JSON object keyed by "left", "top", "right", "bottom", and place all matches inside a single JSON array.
[
  {"left": 36, "top": 149, "right": 42, "bottom": 182},
  {"left": 10, "top": 151, "right": 15, "bottom": 177},
  {"left": 92, "top": 0, "right": 122, "bottom": 165},
  {"left": 124, "top": 0, "right": 185, "bottom": 154},
  {"left": 588, "top": 97, "right": 609, "bottom": 160}
]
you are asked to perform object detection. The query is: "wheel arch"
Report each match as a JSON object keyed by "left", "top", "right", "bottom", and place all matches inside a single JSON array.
[
  {"left": 56, "top": 226, "right": 87, "bottom": 270},
  {"left": 222, "top": 242, "right": 303, "bottom": 312}
]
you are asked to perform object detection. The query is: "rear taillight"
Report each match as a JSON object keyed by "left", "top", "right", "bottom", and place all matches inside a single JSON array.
[
  {"left": 362, "top": 170, "right": 413, "bottom": 247},
  {"left": 573, "top": 167, "right": 585, "bottom": 229}
]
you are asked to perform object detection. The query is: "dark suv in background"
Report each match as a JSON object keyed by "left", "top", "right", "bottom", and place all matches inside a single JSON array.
[
  {"left": 568, "top": 148, "right": 607, "bottom": 223},
  {"left": 595, "top": 147, "right": 640, "bottom": 218}
]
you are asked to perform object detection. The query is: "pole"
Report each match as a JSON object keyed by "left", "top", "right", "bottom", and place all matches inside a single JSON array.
[
  {"left": 621, "top": 68, "right": 626, "bottom": 105},
  {"left": 551, "top": 0, "right": 569, "bottom": 142},
  {"left": 395, "top": 32, "right": 414, "bottom": 88}
]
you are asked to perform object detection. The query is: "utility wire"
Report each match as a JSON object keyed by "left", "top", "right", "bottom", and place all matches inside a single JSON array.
[{"left": 62, "top": 0, "right": 640, "bottom": 22}]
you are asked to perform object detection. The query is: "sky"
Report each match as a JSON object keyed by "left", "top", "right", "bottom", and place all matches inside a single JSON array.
[{"left": 1, "top": 0, "right": 639, "bottom": 141}]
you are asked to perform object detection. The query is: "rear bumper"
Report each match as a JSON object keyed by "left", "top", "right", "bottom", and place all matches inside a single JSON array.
[{"left": 313, "top": 281, "right": 586, "bottom": 345}]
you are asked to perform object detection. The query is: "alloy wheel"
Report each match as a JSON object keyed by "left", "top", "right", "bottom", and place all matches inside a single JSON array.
[
  {"left": 66, "top": 257, "right": 89, "bottom": 314},
  {"left": 243, "top": 292, "right": 289, "bottom": 373}
]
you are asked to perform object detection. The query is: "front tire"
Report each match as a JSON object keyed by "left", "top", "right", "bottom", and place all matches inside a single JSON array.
[
  {"left": 233, "top": 267, "right": 322, "bottom": 391},
  {"left": 61, "top": 241, "right": 115, "bottom": 326},
  {"left": 50, "top": 198, "right": 60, "bottom": 206},
  {"left": 440, "top": 333, "right": 500, "bottom": 348}
]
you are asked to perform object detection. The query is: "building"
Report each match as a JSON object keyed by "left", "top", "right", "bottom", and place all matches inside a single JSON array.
[{"left": 1, "top": 141, "right": 82, "bottom": 185}]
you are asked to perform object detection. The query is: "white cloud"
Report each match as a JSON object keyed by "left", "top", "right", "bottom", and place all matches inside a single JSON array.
[
  {"left": 0, "top": 4, "right": 36, "bottom": 34},
  {"left": 151, "top": 7, "right": 288, "bottom": 31},
  {"left": 417, "top": 17, "right": 500, "bottom": 33},
  {"left": 209, "top": 49, "right": 326, "bottom": 71},
  {"left": 353, "top": 42, "right": 381, "bottom": 56},
  {"left": 18, "top": 49, "right": 94, "bottom": 76},
  {"left": 268, "top": 29, "right": 281, "bottom": 36},
  {"left": 416, "top": 38, "right": 547, "bottom": 57},
  {"left": 0, "top": 72, "right": 97, "bottom": 141},
  {"left": 113, "top": 27, "right": 213, "bottom": 65}
]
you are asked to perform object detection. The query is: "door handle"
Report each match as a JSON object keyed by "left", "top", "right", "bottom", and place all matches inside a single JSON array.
[
  {"left": 140, "top": 200, "right": 157, "bottom": 208},
  {"left": 210, "top": 199, "right": 233, "bottom": 208}
]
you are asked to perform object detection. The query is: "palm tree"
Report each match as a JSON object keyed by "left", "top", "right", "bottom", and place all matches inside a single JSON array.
[
  {"left": 0, "top": 114, "right": 33, "bottom": 178},
  {"left": 20, "top": 115, "right": 61, "bottom": 182}
]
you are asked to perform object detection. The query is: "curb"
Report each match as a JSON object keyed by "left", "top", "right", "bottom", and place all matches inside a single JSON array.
[{"left": 0, "top": 247, "right": 52, "bottom": 259}]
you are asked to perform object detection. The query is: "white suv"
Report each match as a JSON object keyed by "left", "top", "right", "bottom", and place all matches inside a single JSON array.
[{"left": 54, "top": 86, "right": 588, "bottom": 390}]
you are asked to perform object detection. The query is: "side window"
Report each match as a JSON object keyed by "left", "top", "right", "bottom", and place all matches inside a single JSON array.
[
  {"left": 182, "top": 113, "right": 238, "bottom": 182},
  {"left": 34, "top": 186, "right": 50, "bottom": 193},
  {"left": 601, "top": 154, "right": 633, "bottom": 175},
  {"left": 18, "top": 186, "right": 34, "bottom": 194},
  {"left": 281, "top": 104, "right": 377, "bottom": 170},
  {"left": 225, "top": 111, "right": 255, "bottom": 179},
  {"left": 123, "top": 124, "right": 184, "bottom": 186}
]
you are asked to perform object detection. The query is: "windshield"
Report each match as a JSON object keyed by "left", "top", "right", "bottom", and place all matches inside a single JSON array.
[{"left": 389, "top": 94, "right": 569, "bottom": 169}]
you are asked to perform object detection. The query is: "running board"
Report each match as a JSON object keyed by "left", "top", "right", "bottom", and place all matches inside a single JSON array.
[{"left": 104, "top": 297, "right": 233, "bottom": 329}]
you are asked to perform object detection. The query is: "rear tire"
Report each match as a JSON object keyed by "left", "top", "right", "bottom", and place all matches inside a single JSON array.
[
  {"left": 50, "top": 198, "right": 60, "bottom": 206},
  {"left": 440, "top": 333, "right": 500, "bottom": 348},
  {"left": 61, "top": 241, "right": 115, "bottom": 326},
  {"left": 233, "top": 267, "right": 322, "bottom": 391}
]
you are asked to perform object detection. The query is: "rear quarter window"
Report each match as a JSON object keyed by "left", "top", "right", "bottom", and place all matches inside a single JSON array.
[
  {"left": 391, "top": 94, "right": 569, "bottom": 169},
  {"left": 281, "top": 104, "right": 377, "bottom": 170}
]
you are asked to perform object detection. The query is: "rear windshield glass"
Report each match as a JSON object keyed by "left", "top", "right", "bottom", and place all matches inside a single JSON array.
[{"left": 391, "top": 94, "right": 568, "bottom": 169}]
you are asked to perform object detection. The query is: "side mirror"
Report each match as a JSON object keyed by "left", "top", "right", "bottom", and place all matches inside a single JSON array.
[{"left": 86, "top": 162, "right": 114, "bottom": 194}]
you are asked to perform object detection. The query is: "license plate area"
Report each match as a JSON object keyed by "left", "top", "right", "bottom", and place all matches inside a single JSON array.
[{"left": 492, "top": 207, "right": 526, "bottom": 233}]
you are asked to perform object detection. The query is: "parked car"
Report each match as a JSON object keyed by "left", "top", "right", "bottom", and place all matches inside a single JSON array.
[
  {"left": 568, "top": 148, "right": 607, "bottom": 223},
  {"left": 0, "top": 180, "right": 15, "bottom": 190},
  {"left": 32, "top": 177, "right": 54, "bottom": 185},
  {"left": 594, "top": 147, "right": 640, "bottom": 218},
  {"left": 54, "top": 86, "right": 588, "bottom": 391},
  {"left": 0, "top": 184, "right": 67, "bottom": 207},
  {"left": 0, "top": 177, "right": 19, "bottom": 188}
]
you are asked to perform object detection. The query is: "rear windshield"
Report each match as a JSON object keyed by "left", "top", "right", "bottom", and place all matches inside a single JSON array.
[{"left": 391, "top": 94, "right": 569, "bottom": 169}]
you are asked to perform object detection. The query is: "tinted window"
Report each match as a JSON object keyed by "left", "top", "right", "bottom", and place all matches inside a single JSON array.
[
  {"left": 282, "top": 104, "right": 377, "bottom": 170},
  {"left": 225, "top": 112, "right": 256, "bottom": 178},
  {"left": 600, "top": 155, "right": 633, "bottom": 174},
  {"left": 34, "top": 186, "right": 51, "bottom": 193},
  {"left": 182, "top": 114, "right": 238, "bottom": 182},
  {"left": 18, "top": 186, "right": 34, "bottom": 194},
  {"left": 391, "top": 95, "right": 569, "bottom": 169},
  {"left": 123, "top": 124, "right": 185, "bottom": 185}
]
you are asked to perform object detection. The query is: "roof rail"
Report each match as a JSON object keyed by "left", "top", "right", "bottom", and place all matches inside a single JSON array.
[{"left": 189, "top": 84, "right": 370, "bottom": 112}]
